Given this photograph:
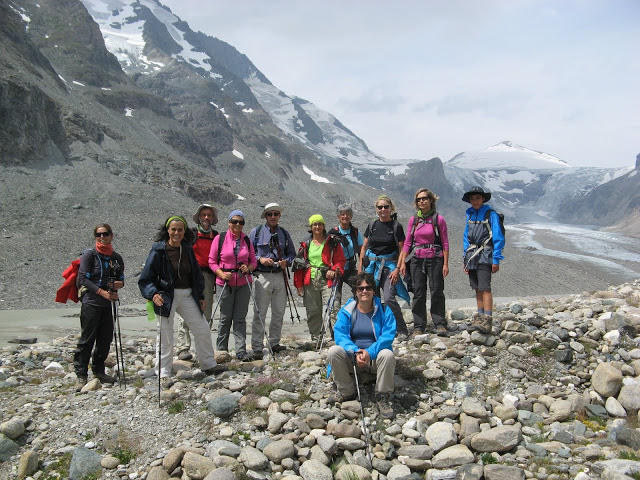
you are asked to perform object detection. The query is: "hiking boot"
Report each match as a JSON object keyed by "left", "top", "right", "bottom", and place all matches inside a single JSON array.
[
  {"left": 434, "top": 324, "right": 449, "bottom": 337},
  {"left": 94, "top": 372, "right": 116, "bottom": 384},
  {"left": 203, "top": 364, "right": 227, "bottom": 376},
  {"left": 75, "top": 376, "right": 88, "bottom": 392},
  {"left": 327, "top": 390, "right": 356, "bottom": 404},
  {"left": 477, "top": 315, "right": 493, "bottom": 335},
  {"left": 177, "top": 351, "right": 193, "bottom": 361},
  {"left": 471, "top": 313, "right": 484, "bottom": 332},
  {"left": 252, "top": 350, "right": 264, "bottom": 360},
  {"left": 161, "top": 377, "right": 174, "bottom": 389},
  {"left": 236, "top": 351, "right": 252, "bottom": 362},
  {"left": 395, "top": 332, "right": 408, "bottom": 342},
  {"left": 412, "top": 327, "right": 425, "bottom": 337},
  {"left": 375, "top": 393, "right": 395, "bottom": 419},
  {"left": 271, "top": 344, "right": 286, "bottom": 353}
]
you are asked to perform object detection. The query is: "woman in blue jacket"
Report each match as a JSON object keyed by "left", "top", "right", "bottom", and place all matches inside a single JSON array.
[
  {"left": 328, "top": 272, "right": 396, "bottom": 418},
  {"left": 139, "top": 215, "right": 223, "bottom": 380}
]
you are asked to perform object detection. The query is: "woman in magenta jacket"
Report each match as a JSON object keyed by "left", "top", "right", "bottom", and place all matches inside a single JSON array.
[
  {"left": 208, "top": 210, "right": 257, "bottom": 361},
  {"left": 398, "top": 188, "right": 450, "bottom": 336}
]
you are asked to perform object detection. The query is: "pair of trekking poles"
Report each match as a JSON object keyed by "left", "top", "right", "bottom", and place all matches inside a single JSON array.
[
  {"left": 110, "top": 298, "right": 126, "bottom": 388},
  {"left": 316, "top": 277, "right": 341, "bottom": 351}
]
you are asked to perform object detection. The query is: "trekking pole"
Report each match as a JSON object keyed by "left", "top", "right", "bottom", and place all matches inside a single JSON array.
[
  {"left": 284, "top": 275, "right": 302, "bottom": 323},
  {"left": 350, "top": 352, "right": 373, "bottom": 466},
  {"left": 209, "top": 282, "right": 227, "bottom": 325},
  {"left": 114, "top": 300, "right": 126, "bottom": 387},
  {"left": 157, "top": 318, "right": 162, "bottom": 408},
  {"left": 110, "top": 300, "right": 123, "bottom": 387},
  {"left": 316, "top": 280, "right": 339, "bottom": 351},
  {"left": 245, "top": 273, "right": 274, "bottom": 358}
]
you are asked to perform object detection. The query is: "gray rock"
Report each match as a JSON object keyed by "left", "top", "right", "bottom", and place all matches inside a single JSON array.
[
  {"left": 592, "top": 363, "right": 623, "bottom": 397},
  {"left": 204, "top": 467, "right": 236, "bottom": 480},
  {"left": 616, "top": 428, "right": 640, "bottom": 450},
  {"left": 555, "top": 349, "right": 573, "bottom": 363},
  {"left": 336, "top": 437, "right": 365, "bottom": 450},
  {"left": 335, "top": 464, "right": 371, "bottom": 480},
  {"left": 299, "top": 459, "right": 333, "bottom": 480},
  {"left": 147, "top": 466, "right": 170, "bottom": 480},
  {"left": 461, "top": 397, "right": 488, "bottom": 418},
  {"left": 316, "top": 435, "right": 338, "bottom": 455},
  {"left": 0, "top": 417, "right": 25, "bottom": 440},
  {"left": 470, "top": 425, "right": 522, "bottom": 453},
  {"left": 17, "top": 450, "right": 38, "bottom": 478},
  {"left": 0, "top": 433, "right": 19, "bottom": 462},
  {"left": 305, "top": 413, "right": 327, "bottom": 429},
  {"left": 549, "top": 399, "right": 572, "bottom": 421},
  {"left": 483, "top": 464, "right": 525, "bottom": 480},
  {"left": 396, "top": 444, "right": 434, "bottom": 459},
  {"left": 207, "top": 394, "right": 238, "bottom": 418},
  {"left": 268, "top": 412, "right": 289, "bottom": 433},
  {"left": 456, "top": 463, "right": 483, "bottom": 480},
  {"left": 372, "top": 457, "right": 392, "bottom": 474},
  {"left": 207, "top": 440, "right": 241, "bottom": 458},
  {"left": 183, "top": 452, "right": 216, "bottom": 480},
  {"left": 68, "top": 447, "right": 102, "bottom": 480},
  {"left": 517, "top": 410, "right": 543, "bottom": 426},
  {"left": 618, "top": 384, "right": 640, "bottom": 411},
  {"left": 263, "top": 439, "right": 295, "bottom": 463},
  {"left": 297, "top": 408, "right": 335, "bottom": 420},
  {"left": 450, "top": 310, "right": 467, "bottom": 320},
  {"left": 387, "top": 464, "right": 412, "bottom": 480},
  {"left": 425, "top": 468, "right": 457, "bottom": 480},
  {"left": 459, "top": 413, "right": 480, "bottom": 438},
  {"left": 431, "top": 444, "right": 474, "bottom": 468},
  {"left": 163, "top": 446, "right": 186, "bottom": 472},
  {"left": 585, "top": 403, "right": 609, "bottom": 418},
  {"left": 605, "top": 396, "right": 627, "bottom": 417},
  {"left": 425, "top": 422, "right": 458, "bottom": 452},
  {"left": 100, "top": 455, "right": 120, "bottom": 469},
  {"left": 309, "top": 445, "right": 330, "bottom": 465},
  {"left": 329, "top": 423, "right": 362, "bottom": 438},
  {"left": 269, "top": 389, "right": 300, "bottom": 402},
  {"left": 239, "top": 446, "right": 269, "bottom": 471},
  {"left": 493, "top": 405, "right": 517, "bottom": 421},
  {"left": 470, "top": 331, "right": 496, "bottom": 346}
]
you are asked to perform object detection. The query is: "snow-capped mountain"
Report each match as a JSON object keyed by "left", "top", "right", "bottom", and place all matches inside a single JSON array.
[
  {"left": 81, "top": 0, "right": 383, "bottom": 176},
  {"left": 447, "top": 141, "right": 569, "bottom": 170}
]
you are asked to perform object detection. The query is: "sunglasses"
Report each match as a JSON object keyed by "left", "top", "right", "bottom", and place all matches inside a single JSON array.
[
  {"left": 95, "top": 232, "right": 111, "bottom": 237},
  {"left": 229, "top": 219, "right": 245, "bottom": 225},
  {"left": 266, "top": 212, "right": 280, "bottom": 217},
  {"left": 416, "top": 197, "right": 429, "bottom": 202},
  {"left": 376, "top": 204, "right": 390, "bottom": 210},
  {"left": 356, "top": 285, "right": 374, "bottom": 292}
]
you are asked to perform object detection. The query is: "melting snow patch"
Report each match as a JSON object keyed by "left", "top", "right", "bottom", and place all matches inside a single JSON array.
[
  {"left": 232, "top": 150, "right": 244, "bottom": 160},
  {"left": 302, "top": 165, "right": 334, "bottom": 184},
  {"left": 101, "top": 87, "right": 112, "bottom": 91},
  {"left": 264, "top": 151, "right": 271, "bottom": 158},
  {"left": 58, "top": 74, "right": 67, "bottom": 83},
  {"left": 242, "top": 108, "right": 254, "bottom": 113},
  {"left": 209, "top": 101, "right": 219, "bottom": 108},
  {"left": 236, "top": 194, "right": 246, "bottom": 200},
  {"left": 124, "top": 108, "right": 133, "bottom": 117},
  {"left": 72, "top": 81, "right": 86, "bottom": 87},
  {"left": 235, "top": 102, "right": 245, "bottom": 106}
]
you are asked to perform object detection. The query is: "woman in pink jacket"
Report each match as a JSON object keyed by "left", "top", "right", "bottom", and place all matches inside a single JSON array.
[{"left": 209, "top": 210, "right": 257, "bottom": 361}]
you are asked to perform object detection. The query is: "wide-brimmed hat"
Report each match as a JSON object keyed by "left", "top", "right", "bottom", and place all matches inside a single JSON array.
[
  {"left": 192, "top": 204, "right": 218, "bottom": 225},
  {"left": 462, "top": 186, "right": 491, "bottom": 203},
  {"left": 261, "top": 202, "right": 283, "bottom": 219}
]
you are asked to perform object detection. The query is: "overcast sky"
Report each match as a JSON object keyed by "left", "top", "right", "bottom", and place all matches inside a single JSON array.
[{"left": 162, "top": 0, "right": 639, "bottom": 168}]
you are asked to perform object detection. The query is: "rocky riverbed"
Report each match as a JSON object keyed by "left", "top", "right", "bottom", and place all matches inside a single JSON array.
[{"left": 2, "top": 281, "right": 640, "bottom": 480}]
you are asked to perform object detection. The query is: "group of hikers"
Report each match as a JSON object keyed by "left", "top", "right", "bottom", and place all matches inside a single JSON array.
[{"left": 65, "top": 186, "right": 505, "bottom": 417}]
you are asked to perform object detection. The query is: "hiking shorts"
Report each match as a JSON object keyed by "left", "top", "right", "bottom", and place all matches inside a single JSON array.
[{"left": 469, "top": 264, "right": 492, "bottom": 291}]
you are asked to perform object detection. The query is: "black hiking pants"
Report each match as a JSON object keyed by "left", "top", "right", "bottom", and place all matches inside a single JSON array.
[
  {"left": 410, "top": 256, "right": 446, "bottom": 330},
  {"left": 73, "top": 303, "right": 114, "bottom": 377}
]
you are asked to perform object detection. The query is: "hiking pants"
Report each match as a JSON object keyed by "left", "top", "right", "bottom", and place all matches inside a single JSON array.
[
  {"left": 74, "top": 303, "right": 114, "bottom": 377},
  {"left": 156, "top": 288, "right": 216, "bottom": 377},
  {"left": 379, "top": 268, "right": 409, "bottom": 335},
  {"left": 176, "top": 270, "right": 216, "bottom": 353},
  {"left": 328, "top": 345, "right": 395, "bottom": 395},
  {"left": 410, "top": 256, "right": 446, "bottom": 329},
  {"left": 216, "top": 284, "right": 250, "bottom": 355},
  {"left": 303, "top": 274, "right": 332, "bottom": 338},
  {"left": 251, "top": 272, "right": 287, "bottom": 352}
]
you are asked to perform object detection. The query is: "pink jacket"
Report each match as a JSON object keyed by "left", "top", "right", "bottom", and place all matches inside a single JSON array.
[
  {"left": 402, "top": 214, "right": 449, "bottom": 259},
  {"left": 208, "top": 231, "right": 257, "bottom": 287}
]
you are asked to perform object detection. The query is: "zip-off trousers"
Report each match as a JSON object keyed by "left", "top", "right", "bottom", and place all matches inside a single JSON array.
[
  {"left": 252, "top": 272, "right": 287, "bottom": 352},
  {"left": 216, "top": 283, "right": 250, "bottom": 354},
  {"left": 328, "top": 345, "right": 395, "bottom": 394},
  {"left": 176, "top": 270, "right": 216, "bottom": 352},
  {"left": 156, "top": 288, "right": 216, "bottom": 377},
  {"left": 303, "top": 274, "right": 332, "bottom": 338}
]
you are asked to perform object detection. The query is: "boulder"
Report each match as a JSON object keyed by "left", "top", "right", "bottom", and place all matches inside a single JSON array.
[
  {"left": 425, "top": 422, "right": 457, "bottom": 452},
  {"left": 470, "top": 425, "right": 522, "bottom": 453},
  {"left": 592, "top": 363, "right": 623, "bottom": 398},
  {"left": 431, "top": 444, "right": 474, "bottom": 468},
  {"left": 68, "top": 447, "right": 102, "bottom": 480}
]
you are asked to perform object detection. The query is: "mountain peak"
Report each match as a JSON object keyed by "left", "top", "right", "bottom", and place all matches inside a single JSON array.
[{"left": 447, "top": 141, "right": 569, "bottom": 170}]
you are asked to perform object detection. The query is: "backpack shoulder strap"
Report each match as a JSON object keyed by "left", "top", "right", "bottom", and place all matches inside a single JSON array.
[
  {"left": 217, "top": 231, "right": 227, "bottom": 264},
  {"left": 244, "top": 234, "right": 251, "bottom": 251},
  {"left": 253, "top": 224, "right": 263, "bottom": 252},
  {"left": 432, "top": 211, "right": 441, "bottom": 245}
]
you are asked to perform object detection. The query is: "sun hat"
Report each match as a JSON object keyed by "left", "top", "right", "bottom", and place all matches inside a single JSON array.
[
  {"left": 308, "top": 214, "right": 325, "bottom": 226},
  {"left": 261, "top": 202, "right": 283, "bottom": 219},
  {"left": 192, "top": 204, "right": 218, "bottom": 225},
  {"left": 462, "top": 186, "right": 491, "bottom": 203}
]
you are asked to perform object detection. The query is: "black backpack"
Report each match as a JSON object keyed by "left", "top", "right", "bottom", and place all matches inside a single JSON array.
[
  {"left": 484, "top": 209, "right": 505, "bottom": 237},
  {"left": 327, "top": 225, "right": 360, "bottom": 264}
]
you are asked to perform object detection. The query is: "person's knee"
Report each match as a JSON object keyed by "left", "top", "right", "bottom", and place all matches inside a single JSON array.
[
  {"left": 328, "top": 345, "right": 346, "bottom": 361},
  {"left": 377, "top": 349, "right": 395, "bottom": 364}
]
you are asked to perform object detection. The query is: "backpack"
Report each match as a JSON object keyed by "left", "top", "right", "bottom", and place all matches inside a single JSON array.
[
  {"left": 485, "top": 209, "right": 505, "bottom": 237},
  {"left": 291, "top": 234, "right": 342, "bottom": 272},
  {"left": 216, "top": 231, "right": 251, "bottom": 264},
  {"left": 55, "top": 248, "right": 98, "bottom": 303},
  {"left": 402, "top": 212, "right": 442, "bottom": 293},
  {"left": 327, "top": 225, "right": 360, "bottom": 266}
]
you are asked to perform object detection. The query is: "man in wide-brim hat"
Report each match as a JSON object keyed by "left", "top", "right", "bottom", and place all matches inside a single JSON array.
[{"left": 462, "top": 186, "right": 504, "bottom": 335}]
